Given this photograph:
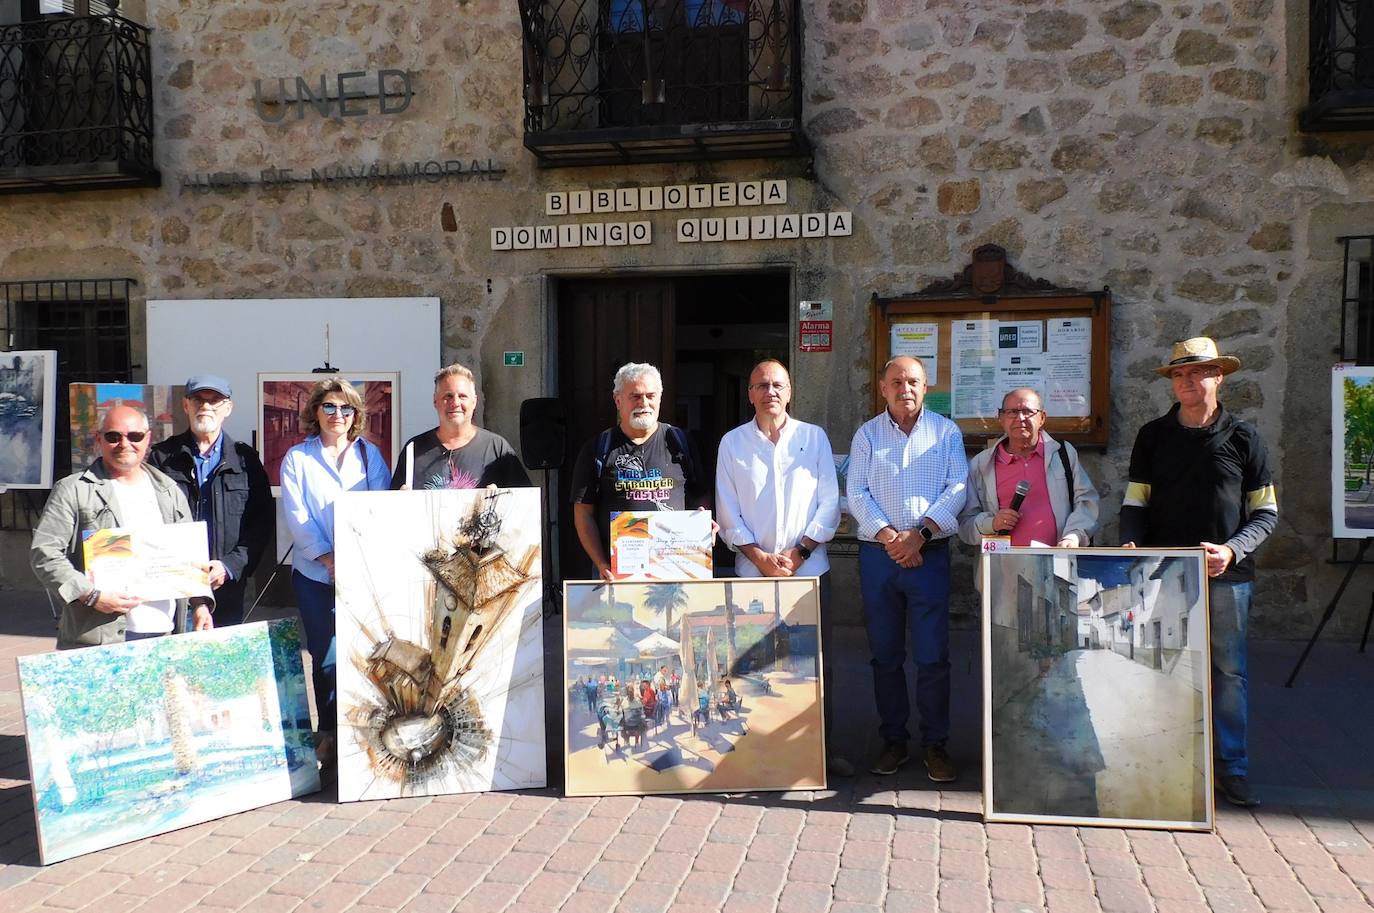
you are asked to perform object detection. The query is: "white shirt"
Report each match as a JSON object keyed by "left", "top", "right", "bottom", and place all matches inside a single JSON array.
[
  {"left": 110, "top": 472, "right": 177, "bottom": 634},
  {"left": 715, "top": 415, "right": 840, "bottom": 577}
]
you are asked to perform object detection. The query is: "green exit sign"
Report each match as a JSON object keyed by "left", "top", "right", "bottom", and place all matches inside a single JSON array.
[{"left": 503, "top": 351, "right": 524, "bottom": 367}]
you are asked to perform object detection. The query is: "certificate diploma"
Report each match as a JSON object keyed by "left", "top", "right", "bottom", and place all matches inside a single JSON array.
[
  {"left": 610, "top": 510, "right": 713, "bottom": 580},
  {"left": 83, "top": 522, "right": 213, "bottom": 600}
]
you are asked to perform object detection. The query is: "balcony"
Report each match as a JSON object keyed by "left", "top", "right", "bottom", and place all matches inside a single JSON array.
[
  {"left": 0, "top": 12, "right": 159, "bottom": 194},
  {"left": 1301, "top": 0, "right": 1374, "bottom": 131},
  {"left": 518, "top": 0, "right": 807, "bottom": 167}
]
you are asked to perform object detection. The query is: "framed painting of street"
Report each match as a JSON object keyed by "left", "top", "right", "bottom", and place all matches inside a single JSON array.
[
  {"left": 563, "top": 577, "right": 825, "bottom": 798},
  {"left": 982, "top": 547, "right": 1213, "bottom": 831}
]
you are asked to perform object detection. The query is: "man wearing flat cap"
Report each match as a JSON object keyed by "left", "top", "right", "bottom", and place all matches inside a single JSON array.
[
  {"left": 1120, "top": 338, "right": 1278, "bottom": 808},
  {"left": 150, "top": 375, "right": 272, "bottom": 627}
]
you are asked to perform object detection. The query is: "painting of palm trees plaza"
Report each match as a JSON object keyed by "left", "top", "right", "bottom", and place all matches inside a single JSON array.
[
  {"left": 563, "top": 577, "right": 825, "bottom": 797},
  {"left": 982, "top": 548, "right": 1213, "bottom": 831},
  {"left": 17, "top": 621, "right": 320, "bottom": 864}
]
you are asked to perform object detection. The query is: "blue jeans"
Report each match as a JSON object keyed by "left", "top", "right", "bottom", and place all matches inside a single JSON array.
[
  {"left": 292, "top": 570, "right": 337, "bottom": 733},
  {"left": 859, "top": 541, "right": 951, "bottom": 747},
  {"left": 1210, "top": 579, "right": 1251, "bottom": 777}
]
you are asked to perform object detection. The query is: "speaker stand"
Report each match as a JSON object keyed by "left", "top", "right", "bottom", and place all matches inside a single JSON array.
[{"left": 540, "top": 468, "right": 561, "bottom": 617}]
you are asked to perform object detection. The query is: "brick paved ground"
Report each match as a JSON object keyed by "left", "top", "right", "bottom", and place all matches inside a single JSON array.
[{"left": 0, "top": 590, "right": 1371, "bottom": 913}]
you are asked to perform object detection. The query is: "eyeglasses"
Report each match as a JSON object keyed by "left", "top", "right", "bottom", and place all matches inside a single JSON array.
[
  {"left": 997, "top": 408, "right": 1043, "bottom": 418},
  {"left": 102, "top": 431, "right": 148, "bottom": 444},
  {"left": 750, "top": 382, "right": 790, "bottom": 392},
  {"left": 320, "top": 403, "right": 357, "bottom": 417}
]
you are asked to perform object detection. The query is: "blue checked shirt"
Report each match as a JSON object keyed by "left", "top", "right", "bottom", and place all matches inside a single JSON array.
[{"left": 847, "top": 408, "right": 968, "bottom": 542}]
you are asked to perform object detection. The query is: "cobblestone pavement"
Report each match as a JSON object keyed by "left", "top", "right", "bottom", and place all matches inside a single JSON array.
[{"left": 0, "top": 591, "right": 1371, "bottom": 913}]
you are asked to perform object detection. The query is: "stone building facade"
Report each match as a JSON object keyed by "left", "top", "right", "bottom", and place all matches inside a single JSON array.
[{"left": 1, "top": 0, "right": 1370, "bottom": 637}]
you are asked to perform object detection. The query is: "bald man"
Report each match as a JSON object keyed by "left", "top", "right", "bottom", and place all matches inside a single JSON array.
[
  {"left": 32, "top": 404, "right": 213, "bottom": 649},
  {"left": 847, "top": 356, "right": 967, "bottom": 781}
]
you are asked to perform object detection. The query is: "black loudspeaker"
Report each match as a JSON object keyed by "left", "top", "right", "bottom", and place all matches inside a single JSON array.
[{"left": 520, "top": 397, "right": 566, "bottom": 470}]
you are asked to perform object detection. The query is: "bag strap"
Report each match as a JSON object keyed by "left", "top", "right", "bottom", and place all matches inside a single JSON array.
[{"left": 1057, "top": 443, "right": 1074, "bottom": 507}]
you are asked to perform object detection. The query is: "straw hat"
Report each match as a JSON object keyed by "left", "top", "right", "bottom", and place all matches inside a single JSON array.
[{"left": 1154, "top": 336, "right": 1241, "bottom": 377}]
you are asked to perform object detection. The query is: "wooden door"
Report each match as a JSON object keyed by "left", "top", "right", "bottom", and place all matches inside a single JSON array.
[{"left": 557, "top": 277, "right": 677, "bottom": 580}]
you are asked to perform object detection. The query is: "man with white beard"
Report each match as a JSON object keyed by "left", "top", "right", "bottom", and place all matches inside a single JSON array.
[
  {"left": 570, "top": 362, "right": 711, "bottom": 580},
  {"left": 150, "top": 375, "right": 272, "bottom": 626}
]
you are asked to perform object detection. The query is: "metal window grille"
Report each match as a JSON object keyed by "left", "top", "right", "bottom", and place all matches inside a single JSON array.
[
  {"left": 0, "top": 277, "right": 132, "bottom": 530},
  {"left": 0, "top": 6, "right": 159, "bottom": 193},
  {"left": 519, "top": 0, "right": 806, "bottom": 164},
  {"left": 1304, "top": 0, "right": 1374, "bottom": 130},
  {"left": 1338, "top": 236, "right": 1373, "bottom": 364}
]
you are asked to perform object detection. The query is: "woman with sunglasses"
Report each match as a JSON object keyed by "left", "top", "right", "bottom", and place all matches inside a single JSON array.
[{"left": 279, "top": 378, "right": 391, "bottom": 766}]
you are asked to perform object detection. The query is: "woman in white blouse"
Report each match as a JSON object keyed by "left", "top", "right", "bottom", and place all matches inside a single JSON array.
[{"left": 279, "top": 378, "right": 391, "bottom": 763}]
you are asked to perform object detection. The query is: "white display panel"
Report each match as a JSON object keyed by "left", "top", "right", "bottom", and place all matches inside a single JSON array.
[{"left": 146, "top": 297, "right": 440, "bottom": 451}]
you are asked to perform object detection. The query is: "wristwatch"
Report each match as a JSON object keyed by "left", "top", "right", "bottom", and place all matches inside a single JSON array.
[
  {"left": 83, "top": 589, "right": 101, "bottom": 608},
  {"left": 796, "top": 543, "right": 812, "bottom": 560},
  {"left": 918, "top": 526, "right": 934, "bottom": 543}
]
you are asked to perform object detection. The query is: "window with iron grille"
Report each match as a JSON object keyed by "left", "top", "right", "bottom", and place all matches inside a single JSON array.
[
  {"left": 1303, "top": 0, "right": 1374, "bottom": 131},
  {"left": 1339, "top": 236, "right": 1373, "bottom": 365},
  {"left": 0, "top": 277, "right": 132, "bottom": 530},
  {"left": 0, "top": 0, "right": 158, "bottom": 193},
  {"left": 520, "top": 0, "right": 806, "bottom": 165}
]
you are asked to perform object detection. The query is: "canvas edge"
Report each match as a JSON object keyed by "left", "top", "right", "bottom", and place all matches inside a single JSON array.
[
  {"left": 560, "top": 576, "right": 827, "bottom": 798},
  {"left": 979, "top": 546, "right": 1216, "bottom": 832},
  {"left": 15, "top": 654, "right": 53, "bottom": 865}
]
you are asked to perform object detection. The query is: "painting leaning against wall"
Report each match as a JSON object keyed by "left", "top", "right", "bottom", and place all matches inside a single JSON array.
[
  {"left": 982, "top": 547, "right": 1212, "bottom": 831},
  {"left": 0, "top": 350, "right": 57, "bottom": 489},
  {"left": 18, "top": 620, "right": 320, "bottom": 865},
  {"left": 333, "top": 486, "right": 547, "bottom": 802}
]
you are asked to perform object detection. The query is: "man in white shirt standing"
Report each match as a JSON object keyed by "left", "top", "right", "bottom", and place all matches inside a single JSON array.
[
  {"left": 715, "top": 359, "right": 849, "bottom": 775},
  {"left": 32, "top": 404, "right": 213, "bottom": 648},
  {"left": 848, "top": 356, "right": 967, "bottom": 781}
]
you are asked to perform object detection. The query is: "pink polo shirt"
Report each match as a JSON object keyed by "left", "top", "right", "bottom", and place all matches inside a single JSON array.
[{"left": 994, "top": 440, "right": 1058, "bottom": 546}]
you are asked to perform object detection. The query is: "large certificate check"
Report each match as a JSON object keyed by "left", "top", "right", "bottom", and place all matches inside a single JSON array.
[
  {"left": 610, "top": 510, "right": 713, "bottom": 580},
  {"left": 82, "top": 522, "right": 213, "bottom": 600}
]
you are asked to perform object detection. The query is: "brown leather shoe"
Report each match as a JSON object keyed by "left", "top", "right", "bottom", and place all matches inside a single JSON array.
[
  {"left": 869, "top": 742, "right": 909, "bottom": 775},
  {"left": 924, "top": 744, "right": 957, "bottom": 783}
]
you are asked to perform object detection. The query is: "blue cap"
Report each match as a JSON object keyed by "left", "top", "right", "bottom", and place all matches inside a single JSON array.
[{"left": 184, "top": 375, "right": 232, "bottom": 398}]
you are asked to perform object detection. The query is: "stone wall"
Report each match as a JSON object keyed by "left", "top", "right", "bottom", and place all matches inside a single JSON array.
[{"left": 1, "top": 0, "right": 1372, "bottom": 637}]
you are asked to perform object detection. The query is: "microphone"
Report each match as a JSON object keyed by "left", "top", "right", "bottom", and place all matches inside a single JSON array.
[{"left": 997, "top": 480, "right": 1032, "bottom": 534}]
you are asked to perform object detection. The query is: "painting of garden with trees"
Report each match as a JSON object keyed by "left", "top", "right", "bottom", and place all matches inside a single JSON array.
[
  {"left": 17, "top": 621, "right": 319, "bottom": 863},
  {"left": 1334, "top": 367, "right": 1374, "bottom": 537}
]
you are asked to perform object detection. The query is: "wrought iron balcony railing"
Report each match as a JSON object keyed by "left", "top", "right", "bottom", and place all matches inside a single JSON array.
[
  {"left": 1302, "top": 0, "right": 1374, "bottom": 131},
  {"left": 0, "top": 12, "right": 159, "bottom": 193},
  {"left": 519, "top": 0, "right": 807, "bottom": 166}
]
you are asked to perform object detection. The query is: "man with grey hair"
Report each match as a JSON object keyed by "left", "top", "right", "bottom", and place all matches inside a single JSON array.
[
  {"left": 570, "top": 362, "right": 710, "bottom": 580},
  {"left": 32, "top": 404, "right": 213, "bottom": 648},
  {"left": 390, "top": 362, "right": 529, "bottom": 490},
  {"left": 150, "top": 375, "right": 272, "bottom": 627}
]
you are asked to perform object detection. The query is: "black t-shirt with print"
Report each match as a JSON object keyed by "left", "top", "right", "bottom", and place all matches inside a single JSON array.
[
  {"left": 569, "top": 424, "right": 707, "bottom": 552},
  {"left": 389, "top": 427, "right": 530, "bottom": 491}
]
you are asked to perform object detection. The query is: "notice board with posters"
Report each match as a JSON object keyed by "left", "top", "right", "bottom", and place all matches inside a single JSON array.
[{"left": 871, "top": 245, "right": 1112, "bottom": 449}]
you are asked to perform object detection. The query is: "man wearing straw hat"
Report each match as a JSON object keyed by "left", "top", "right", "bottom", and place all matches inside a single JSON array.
[{"left": 1120, "top": 337, "right": 1278, "bottom": 808}]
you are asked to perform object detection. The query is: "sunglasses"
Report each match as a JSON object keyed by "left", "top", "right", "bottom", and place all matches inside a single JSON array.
[
  {"left": 102, "top": 431, "right": 148, "bottom": 444},
  {"left": 320, "top": 403, "right": 357, "bottom": 417}
]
